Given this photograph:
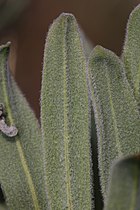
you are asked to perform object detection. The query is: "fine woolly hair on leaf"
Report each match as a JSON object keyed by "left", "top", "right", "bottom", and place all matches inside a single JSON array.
[
  {"left": 122, "top": 4, "right": 140, "bottom": 110},
  {"left": 41, "top": 13, "right": 92, "bottom": 210},
  {"left": 0, "top": 44, "right": 48, "bottom": 210},
  {"left": 88, "top": 45, "right": 140, "bottom": 198}
]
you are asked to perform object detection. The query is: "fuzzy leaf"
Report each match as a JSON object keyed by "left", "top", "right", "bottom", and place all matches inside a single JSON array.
[
  {"left": 104, "top": 156, "right": 140, "bottom": 210},
  {"left": 0, "top": 44, "right": 48, "bottom": 209},
  {"left": 79, "top": 29, "right": 93, "bottom": 60},
  {"left": 122, "top": 4, "right": 140, "bottom": 108},
  {"left": 0, "top": 203, "right": 7, "bottom": 210},
  {"left": 41, "top": 13, "right": 92, "bottom": 210},
  {"left": 88, "top": 46, "right": 140, "bottom": 197}
]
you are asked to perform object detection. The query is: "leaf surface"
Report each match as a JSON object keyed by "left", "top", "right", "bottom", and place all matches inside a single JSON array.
[
  {"left": 41, "top": 13, "right": 92, "bottom": 210},
  {"left": 0, "top": 44, "right": 48, "bottom": 210},
  {"left": 88, "top": 46, "right": 140, "bottom": 197},
  {"left": 122, "top": 4, "right": 140, "bottom": 108},
  {"left": 104, "top": 156, "right": 140, "bottom": 210}
]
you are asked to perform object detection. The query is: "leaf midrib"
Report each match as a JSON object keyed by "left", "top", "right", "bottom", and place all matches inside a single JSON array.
[
  {"left": 105, "top": 70, "right": 122, "bottom": 156},
  {"left": 1, "top": 50, "right": 40, "bottom": 210},
  {"left": 63, "top": 17, "right": 73, "bottom": 210}
]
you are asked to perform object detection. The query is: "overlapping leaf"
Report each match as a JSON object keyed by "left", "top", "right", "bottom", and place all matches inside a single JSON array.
[
  {"left": 104, "top": 156, "right": 140, "bottom": 210},
  {"left": 88, "top": 46, "right": 140, "bottom": 197},
  {"left": 122, "top": 4, "right": 140, "bottom": 109}
]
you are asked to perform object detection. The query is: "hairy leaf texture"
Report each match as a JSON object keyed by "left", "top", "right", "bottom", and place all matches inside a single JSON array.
[
  {"left": 104, "top": 156, "right": 140, "bottom": 210},
  {"left": 122, "top": 4, "right": 140, "bottom": 109},
  {"left": 0, "top": 44, "right": 48, "bottom": 210},
  {"left": 79, "top": 29, "right": 93, "bottom": 60},
  {"left": 88, "top": 46, "right": 140, "bottom": 198},
  {"left": 41, "top": 13, "right": 92, "bottom": 210}
]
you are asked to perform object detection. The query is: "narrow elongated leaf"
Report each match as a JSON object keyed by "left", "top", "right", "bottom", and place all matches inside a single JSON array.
[
  {"left": 88, "top": 46, "right": 140, "bottom": 197},
  {"left": 0, "top": 44, "right": 48, "bottom": 209},
  {"left": 122, "top": 4, "right": 140, "bottom": 108},
  {"left": 41, "top": 13, "right": 92, "bottom": 210},
  {"left": 104, "top": 156, "right": 140, "bottom": 210}
]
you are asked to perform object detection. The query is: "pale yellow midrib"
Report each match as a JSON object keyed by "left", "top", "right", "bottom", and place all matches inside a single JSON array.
[
  {"left": 2, "top": 55, "right": 40, "bottom": 210},
  {"left": 63, "top": 19, "right": 73, "bottom": 210}
]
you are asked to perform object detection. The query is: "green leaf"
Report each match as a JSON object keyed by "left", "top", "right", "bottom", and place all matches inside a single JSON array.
[
  {"left": 122, "top": 4, "right": 140, "bottom": 108},
  {"left": 88, "top": 46, "right": 140, "bottom": 197},
  {"left": 0, "top": 44, "right": 48, "bottom": 209},
  {"left": 41, "top": 13, "right": 92, "bottom": 210},
  {"left": 79, "top": 29, "right": 93, "bottom": 60},
  {"left": 0, "top": 203, "right": 7, "bottom": 210},
  {"left": 104, "top": 156, "right": 140, "bottom": 210}
]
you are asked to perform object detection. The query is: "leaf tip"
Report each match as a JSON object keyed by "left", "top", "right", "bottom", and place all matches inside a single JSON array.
[
  {"left": 129, "top": 3, "right": 140, "bottom": 19},
  {"left": 58, "top": 12, "right": 76, "bottom": 21}
]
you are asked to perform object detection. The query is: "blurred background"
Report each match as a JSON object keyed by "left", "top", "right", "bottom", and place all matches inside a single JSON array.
[{"left": 0, "top": 0, "right": 140, "bottom": 118}]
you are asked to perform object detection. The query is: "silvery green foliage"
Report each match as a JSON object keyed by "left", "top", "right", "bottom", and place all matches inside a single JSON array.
[
  {"left": 41, "top": 13, "right": 92, "bottom": 210},
  {"left": 122, "top": 4, "right": 140, "bottom": 109},
  {"left": 0, "top": 44, "right": 48, "bottom": 210},
  {"left": 88, "top": 46, "right": 140, "bottom": 198},
  {"left": 104, "top": 156, "right": 140, "bottom": 210},
  {"left": 0, "top": 4, "right": 139, "bottom": 210},
  {"left": 79, "top": 29, "right": 93, "bottom": 60}
]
